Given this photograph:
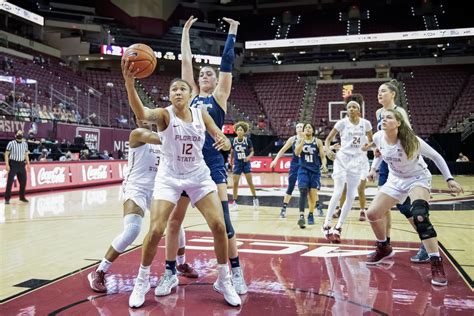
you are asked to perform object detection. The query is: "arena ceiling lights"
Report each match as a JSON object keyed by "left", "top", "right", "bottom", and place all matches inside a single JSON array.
[{"left": 245, "top": 28, "right": 474, "bottom": 50}]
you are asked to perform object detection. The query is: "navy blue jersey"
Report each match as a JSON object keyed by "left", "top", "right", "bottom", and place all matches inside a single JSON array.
[
  {"left": 299, "top": 137, "right": 321, "bottom": 173},
  {"left": 190, "top": 94, "right": 225, "bottom": 158},
  {"left": 232, "top": 137, "right": 253, "bottom": 163}
]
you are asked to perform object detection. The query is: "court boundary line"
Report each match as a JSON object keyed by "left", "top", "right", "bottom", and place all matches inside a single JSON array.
[{"left": 439, "top": 241, "right": 474, "bottom": 290}]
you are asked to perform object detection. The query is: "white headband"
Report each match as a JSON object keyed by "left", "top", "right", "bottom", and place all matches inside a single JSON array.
[{"left": 346, "top": 100, "right": 361, "bottom": 111}]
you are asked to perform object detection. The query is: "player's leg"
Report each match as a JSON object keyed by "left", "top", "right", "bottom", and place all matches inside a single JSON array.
[{"left": 89, "top": 197, "right": 145, "bottom": 293}]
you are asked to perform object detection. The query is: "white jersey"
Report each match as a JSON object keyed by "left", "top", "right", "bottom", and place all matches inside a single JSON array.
[
  {"left": 123, "top": 142, "right": 161, "bottom": 189},
  {"left": 159, "top": 106, "right": 207, "bottom": 175},
  {"left": 372, "top": 131, "right": 453, "bottom": 180},
  {"left": 334, "top": 117, "right": 372, "bottom": 156}
]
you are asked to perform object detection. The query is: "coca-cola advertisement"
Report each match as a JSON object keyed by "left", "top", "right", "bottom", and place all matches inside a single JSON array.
[
  {"left": 82, "top": 164, "right": 109, "bottom": 182},
  {"left": 0, "top": 161, "right": 125, "bottom": 197},
  {"left": 31, "top": 166, "right": 67, "bottom": 186}
]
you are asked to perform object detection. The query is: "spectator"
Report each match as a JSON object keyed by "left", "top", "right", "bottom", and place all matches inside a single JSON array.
[
  {"left": 59, "top": 151, "right": 74, "bottom": 161},
  {"left": 80, "top": 148, "right": 90, "bottom": 160},
  {"left": 38, "top": 149, "right": 49, "bottom": 161},
  {"left": 456, "top": 153, "right": 469, "bottom": 162}
]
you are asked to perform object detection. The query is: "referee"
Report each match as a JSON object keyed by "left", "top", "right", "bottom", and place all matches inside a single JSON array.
[{"left": 4, "top": 130, "right": 30, "bottom": 205}]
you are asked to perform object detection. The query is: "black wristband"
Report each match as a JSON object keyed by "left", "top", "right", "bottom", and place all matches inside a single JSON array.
[{"left": 446, "top": 178, "right": 454, "bottom": 182}]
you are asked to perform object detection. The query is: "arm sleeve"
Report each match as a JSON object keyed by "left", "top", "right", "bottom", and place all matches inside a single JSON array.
[
  {"left": 6, "top": 141, "right": 12, "bottom": 151},
  {"left": 220, "top": 34, "right": 236, "bottom": 73},
  {"left": 418, "top": 137, "right": 453, "bottom": 180}
]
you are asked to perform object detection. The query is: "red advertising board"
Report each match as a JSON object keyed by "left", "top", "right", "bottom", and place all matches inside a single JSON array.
[
  {"left": 273, "top": 157, "right": 292, "bottom": 173},
  {"left": 0, "top": 160, "right": 129, "bottom": 196},
  {"left": 0, "top": 156, "right": 290, "bottom": 197},
  {"left": 249, "top": 157, "right": 273, "bottom": 172}
]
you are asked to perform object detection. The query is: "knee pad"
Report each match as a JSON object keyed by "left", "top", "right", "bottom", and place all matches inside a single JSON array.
[
  {"left": 411, "top": 199, "right": 437, "bottom": 240},
  {"left": 178, "top": 225, "right": 186, "bottom": 248},
  {"left": 396, "top": 196, "right": 412, "bottom": 218},
  {"left": 222, "top": 201, "right": 235, "bottom": 239},
  {"left": 111, "top": 214, "right": 142, "bottom": 253}
]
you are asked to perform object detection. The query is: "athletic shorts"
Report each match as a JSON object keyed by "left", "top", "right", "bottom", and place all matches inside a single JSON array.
[
  {"left": 153, "top": 165, "right": 217, "bottom": 207},
  {"left": 121, "top": 184, "right": 152, "bottom": 212},
  {"left": 378, "top": 160, "right": 389, "bottom": 186},
  {"left": 233, "top": 161, "right": 251, "bottom": 175},
  {"left": 380, "top": 170, "right": 432, "bottom": 203},
  {"left": 332, "top": 151, "right": 364, "bottom": 181},
  {"left": 298, "top": 168, "right": 321, "bottom": 190},
  {"left": 205, "top": 154, "right": 227, "bottom": 184}
]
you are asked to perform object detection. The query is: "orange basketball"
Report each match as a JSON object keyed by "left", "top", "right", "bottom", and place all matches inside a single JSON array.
[{"left": 122, "top": 43, "right": 157, "bottom": 79}]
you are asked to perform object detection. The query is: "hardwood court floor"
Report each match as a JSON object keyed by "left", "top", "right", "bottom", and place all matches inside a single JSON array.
[{"left": 0, "top": 174, "right": 473, "bottom": 302}]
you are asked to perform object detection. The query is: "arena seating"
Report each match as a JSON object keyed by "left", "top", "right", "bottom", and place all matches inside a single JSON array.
[{"left": 402, "top": 66, "right": 471, "bottom": 137}]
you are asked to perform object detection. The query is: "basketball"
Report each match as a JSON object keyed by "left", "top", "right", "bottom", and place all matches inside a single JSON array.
[{"left": 122, "top": 43, "right": 156, "bottom": 79}]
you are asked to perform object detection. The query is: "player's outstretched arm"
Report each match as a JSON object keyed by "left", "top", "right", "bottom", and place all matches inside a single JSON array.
[
  {"left": 214, "top": 17, "right": 240, "bottom": 111},
  {"left": 129, "top": 129, "right": 162, "bottom": 148},
  {"left": 181, "top": 16, "right": 199, "bottom": 96},
  {"left": 202, "top": 110, "right": 231, "bottom": 151},
  {"left": 122, "top": 58, "right": 167, "bottom": 127},
  {"left": 270, "top": 136, "right": 295, "bottom": 168}
]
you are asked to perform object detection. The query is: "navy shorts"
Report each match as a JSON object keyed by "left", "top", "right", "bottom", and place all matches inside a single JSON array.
[
  {"left": 233, "top": 161, "right": 251, "bottom": 175},
  {"left": 205, "top": 155, "right": 227, "bottom": 184},
  {"left": 297, "top": 168, "right": 321, "bottom": 190},
  {"left": 378, "top": 160, "right": 389, "bottom": 186}
]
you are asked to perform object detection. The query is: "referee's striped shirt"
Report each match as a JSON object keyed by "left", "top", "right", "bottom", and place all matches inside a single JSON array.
[{"left": 6, "top": 140, "right": 29, "bottom": 162}]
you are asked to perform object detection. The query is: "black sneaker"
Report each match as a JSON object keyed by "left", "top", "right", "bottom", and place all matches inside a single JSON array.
[
  {"left": 20, "top": 198, "right": 29, "bottom": 203},
  {"left": 5, "top": 200, "right": 10, "bottom": 205},
  {"left": 297, "top": 217, "right": 306, "bottom": 229},
  {"left": 279, "top": 208, "right": 286, "bottom": 219}
]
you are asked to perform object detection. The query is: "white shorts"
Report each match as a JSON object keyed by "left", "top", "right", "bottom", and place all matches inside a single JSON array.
[
  {"left": 359, "top": 155, "right": 370, "bottom": 181},
  {"left": 332, "top": 151, "right": 364, "bottom": 181},
  {"left": 153, "top": 166, "right": 217, "bottom": 207},
  {"left": 380, "top": 171, "right": 432, "bottom": 203},
  {"left": 121, "top": 184, "right": 153, "bottom": 212}
]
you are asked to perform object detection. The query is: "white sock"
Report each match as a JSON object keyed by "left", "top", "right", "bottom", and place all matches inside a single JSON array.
[
  {"left": 377, "top": 238, "right": 387, "bottom": 243},
  {"left": 138, "top": 264, "right": 150, "bottom": 280},
  {"left": 217, "top": 263, "right": 229, "bottom": 281},
  {"left": 176, "top": 254, "right": 185, "bottom": 265},
  {"left": 97, "top": 258, "right": 112, "bottom": 273},
  {"left": 428, "top": 252, "right": 440, "bottom": 258}
]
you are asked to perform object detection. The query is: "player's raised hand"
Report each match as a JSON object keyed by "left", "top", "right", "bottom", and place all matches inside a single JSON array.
[{"left": 184, "top": 16, "right": 198, "bottom": 31}]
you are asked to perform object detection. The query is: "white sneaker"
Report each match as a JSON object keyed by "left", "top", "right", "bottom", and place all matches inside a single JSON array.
[
  {"left": 129, "top": 277, "right": 150, "bottom": 308},
  {"left": 252, "top": 198, "right": 259, "bottom": 209},
  {"left": 231, "top": 201, "right": 238, "bottom": 212},
  {"left": 231, "top": 267, "right": 248, "bottom": 295},
  {"left": 213, "top": 276, "right": 241, "bottom": 306},
  {"left": 155, "top": 269, "right": 179, "bottom": 296}
]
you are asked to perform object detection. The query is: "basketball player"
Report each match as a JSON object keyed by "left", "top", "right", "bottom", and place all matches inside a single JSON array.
[
  {"left": 270, "top": 122, "right": 322, "bottom": 219},
  {"left": 323, "top": 94, "right": 373, "bottom": 243},
  {"left": 294, "top": 123, "right": 327, "bottom": 228},
  {"left": 366, "top": 109, "right": 463, "bottom": 287},
  {"left": 376, "top": 80, "right": 427, "bottom": 263},
  {"left": 229, "top": 121, "right": 259, "bottom": 211},
  {"left": 155, "top": 15, "right": 248, "bottom": 297},
  {"left": 122, "top": 63, "right": 240, "bottom": 307},
  {"left": 87, "top": 118, "right": 196, "bottom": 293},
  {"left": 87, "top": 118, "right": 160, "bottom": 293}
]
